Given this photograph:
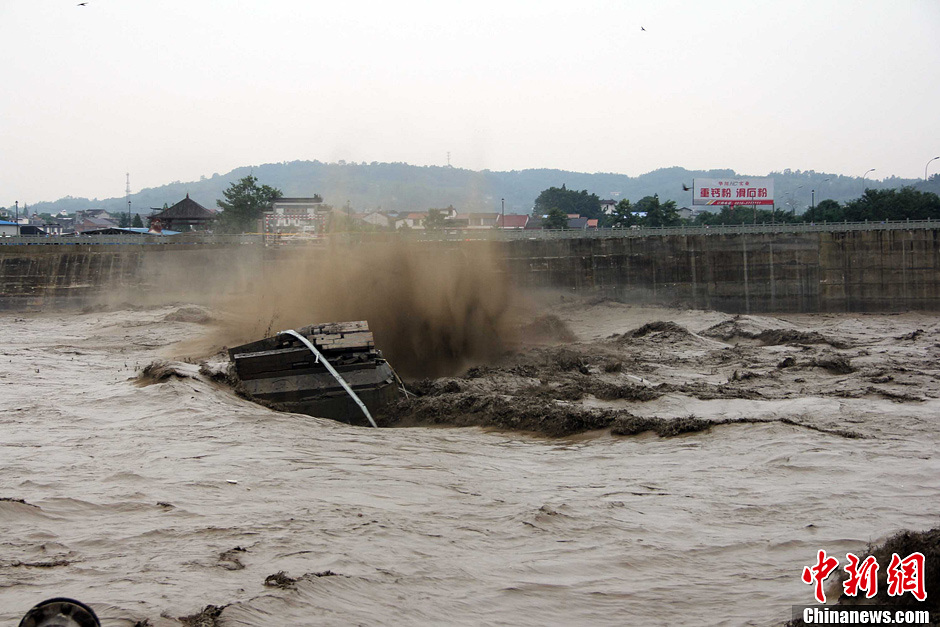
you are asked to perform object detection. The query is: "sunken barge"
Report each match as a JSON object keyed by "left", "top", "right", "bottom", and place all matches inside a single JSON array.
[{"left": 228, "top": 321, "right": 402, "bottom": 426}]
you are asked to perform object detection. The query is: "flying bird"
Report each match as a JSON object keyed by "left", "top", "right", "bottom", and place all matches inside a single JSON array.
[
  {"left": 640, "top": 26, "right": 646, "bottom": 31},
  {"left": 77, "top": 2, "right": 88, "bottom": 5},
  {"left": 682, "top": 184, "right": 691, "bottom": 191}
]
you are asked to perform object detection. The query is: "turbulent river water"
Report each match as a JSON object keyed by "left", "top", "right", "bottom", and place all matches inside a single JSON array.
[{"left": 2, "top": 302, "right": 939, "bottom": 626}]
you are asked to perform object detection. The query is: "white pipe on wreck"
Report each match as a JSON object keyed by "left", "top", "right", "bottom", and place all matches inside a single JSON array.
[{"left": 277, "top": 329, "right": 379, "bottom": 428}]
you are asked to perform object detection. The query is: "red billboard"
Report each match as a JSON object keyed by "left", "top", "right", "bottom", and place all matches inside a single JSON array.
[{"left": 693, "top": 178, "right": 774, "bottom": 206}]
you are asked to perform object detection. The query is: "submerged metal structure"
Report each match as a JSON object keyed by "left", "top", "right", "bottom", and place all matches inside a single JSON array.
[{"left": 228, "top": 321, "right": 402, "bottom": 425}]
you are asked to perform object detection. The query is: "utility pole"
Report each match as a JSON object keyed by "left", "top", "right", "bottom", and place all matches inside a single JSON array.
[
  {"left": 15, "top": 200, "right": 19, "bottom": 236},
  {"left": 126, "top": 172, "right": 131, "bottom": 229},
  {"left": 501, "top": 198, "right": 505, "bottom": 229}
]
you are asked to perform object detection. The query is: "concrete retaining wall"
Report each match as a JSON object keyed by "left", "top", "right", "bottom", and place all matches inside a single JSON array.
[
  {"left": 2, "top": 229, "right": 939, "bottom": 313},
  {"left": 501, "top": 229, "right": 940, "bottom": 312}
]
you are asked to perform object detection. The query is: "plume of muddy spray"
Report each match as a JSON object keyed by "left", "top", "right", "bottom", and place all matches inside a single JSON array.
[
  {"left": 250, "top": 239, "right": 513, "bottom": 378},
  {"left": 133, "top": 238, "right": 516, "bottom": 378}
]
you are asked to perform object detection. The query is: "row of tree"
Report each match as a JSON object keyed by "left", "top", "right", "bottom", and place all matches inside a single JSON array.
[
  {"left": 802, "top": 188, "right": 940, "bottom": 223},
  {"left": 531, "top": 184, "right": 940, "bottom": 230},
  {"left": 213, "top": 177, "right": 940, "bottom": 234},
  {"left": 533, "top": 185, "right": 681, "bottom": 228},
  {"left": 690, "top": 187, "right": 940, "bottom": 225}
]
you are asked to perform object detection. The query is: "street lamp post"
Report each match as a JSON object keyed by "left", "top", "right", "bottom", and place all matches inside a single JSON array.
[
  {"left": 786, "top": 185, "right": 803, "bottom": 214},
  {"left": 862, "top": 168, "right": 875, "bottom": 180},
  {"left": 811, "top": 189, "right": 815, "bottom": 210},
  {"left": 14, "top": 200, "right": 19, "bottom": 236},
  {"left": 926, "top": 157, "right": 940, "bottom": 182},
  {"left": 501, "top": 198, "right": 505, "bottom": 230}
]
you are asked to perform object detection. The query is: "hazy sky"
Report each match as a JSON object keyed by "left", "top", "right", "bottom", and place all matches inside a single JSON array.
[{"left": 2, "top": 0, "right": 938, "bottom": 206}]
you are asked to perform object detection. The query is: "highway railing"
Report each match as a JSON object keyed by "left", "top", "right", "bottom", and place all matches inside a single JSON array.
[
  {"left": 2, "top": 219, "right": 939, "bottom": 246},
  {"left": 0, "top": 233, "right": 264, "bottom": 246},
  {"left": 398, "top": 219, "right": 940, "bottom": 241}
]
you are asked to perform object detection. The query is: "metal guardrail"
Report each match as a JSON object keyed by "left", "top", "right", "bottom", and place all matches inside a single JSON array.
[
  {"left": 2, "top": 220, "right": 939, "bottom": 246},
  {"left": 0, "top": 233, "right": 263, "bottom": 246},
  {"left": 403, "top": 219, "right": 940, "bottom": 241},
  {"left": 339, "top": 219, "right": 940, "bottom": 243}
]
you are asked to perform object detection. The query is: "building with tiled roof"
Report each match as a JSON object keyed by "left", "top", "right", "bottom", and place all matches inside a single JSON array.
[
  {"left": 148, "top": 194, "right": 217, "bottom": 231},
  {"left": 497, "top": 214, "right": 529, "bottom": 229}
]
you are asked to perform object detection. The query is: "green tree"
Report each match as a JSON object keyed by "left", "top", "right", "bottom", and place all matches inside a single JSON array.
[
  {"left": 802, "top": 187, "right": 940, "bottom": 223},
  {"left": 132, "top": 214, "right": 144, "bottom": 228},
  {"left": 543, "top": 207, "right": 569, "bottom": 229},
  {"left": 635, "top": 194, "right": 680, "bottom": 227},
  {"left": 533, "top": 185, "right": 603, "bottom": 219},
  {"left": 424, "top": 208, "right": 446, "bottom": 230},
  {"left": 843, "top": 187, "right": 940, "bottom": 221},
  {"left": 117, "top": 213, "right": 131, "bottom": 228},
  {"left": 802, "top": 199, "right": 842, "bottom": 222},
  {"left": 604, "top": 199, "right": 638, "bottom": 228},
  {"left": 216, "top": 175, "right": 283, "bottom": 233},
  {"left": 694, "top": 205, "right": 792, "bottom": 225}
]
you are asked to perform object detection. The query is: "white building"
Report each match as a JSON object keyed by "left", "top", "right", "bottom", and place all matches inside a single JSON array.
[{"left": 265, "top": 197, "right": 329, "bottom": 232}]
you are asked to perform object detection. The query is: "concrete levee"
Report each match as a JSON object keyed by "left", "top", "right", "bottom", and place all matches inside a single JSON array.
[
  {"left": 500, "top": 233, "right": 825, "bottom": 313},
  {"left": 1, "top": 228, "right": 939, "bottom": 313},
  {"left": 0, "top": 244, "right": 263, "bottom": 311}
]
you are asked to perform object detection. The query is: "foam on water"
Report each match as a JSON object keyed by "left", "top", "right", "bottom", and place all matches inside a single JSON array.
[{"left": 2, "top": 305, "right": 939, "bottom": 626}]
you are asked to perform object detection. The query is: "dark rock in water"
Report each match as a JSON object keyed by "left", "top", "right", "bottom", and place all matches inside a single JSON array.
[
  {"left": 217, "top": 547, "right": 246, "bottom": 571},
  {"left": 612, "top": 415, "right": 712, "bottom": 437},
  {"left": 198, "top": 361, "right": 237, "bottom": 386},
  {"left": 464, "top": 365, "right": 495, "bottom": 379},
  {"left": 164, "top": 306, "right": 213, "bottom": 324},
  {"left": 518, "top": 314, "right": 577, "bottom": 343},
  {"left": 264, "top": 571, "right": 297, "bottom": 588},
  {"left": 136, "top": 360, "right": 196, "bottom": 384},
  {"left": 731, "top": 369, "right": 761, "bottom": 381},
  {"left": 591, "top": 381, "right": 662, "bottom": 402},
  {"left": 895, "top": 329, "right": 924, "bottom": 341},
  {"left": 755, "top": 328, "right": 848, "bottom": 348},
  {"left": 179, "top": 604, "right": 226, "bottom": 627},
  {"left": 813, "top": 354, "right": 854, "bottom": 374},
  {"left": 629, "top": 321, "right": 690, "bottom": 338},
  {"left": 385, "top": 392, "right": 618, "bottom": 437},
  {"left": 547, "top": 348, "right": 588, "bottom": 373},
  {"left": 703, "top": 320, "right": 850, "bottom": 349},
  {"left": 777, "top": 357, "right": 796, "bottom": 369}
]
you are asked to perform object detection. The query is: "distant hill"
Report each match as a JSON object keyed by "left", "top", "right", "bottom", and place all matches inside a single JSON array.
[{"left": 9, "top": 160, "right": 935, "bottom": 217}]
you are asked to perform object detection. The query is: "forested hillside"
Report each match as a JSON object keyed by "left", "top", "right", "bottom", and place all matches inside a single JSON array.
[{"left": 11, "top": 160, "right": 934, "bottom": 217}]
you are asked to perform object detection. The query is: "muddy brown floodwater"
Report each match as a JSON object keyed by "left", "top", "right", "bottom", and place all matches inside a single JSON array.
[{"left": 2, "top": 297, "right": 939, "bottom": 626}]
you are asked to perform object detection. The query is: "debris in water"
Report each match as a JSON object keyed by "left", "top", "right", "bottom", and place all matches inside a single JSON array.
[
  {"left": 228, "top": 321, "right": 403, "bottom": 425},
  {"left": 179, "top": 604, "right": 226, "bottom": 627},
  {"left": 164, "top": 306, "right": 214, "bottom": 324},
  {"left": 264, "top": 571, "right": 297, "bottom": 588}
]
